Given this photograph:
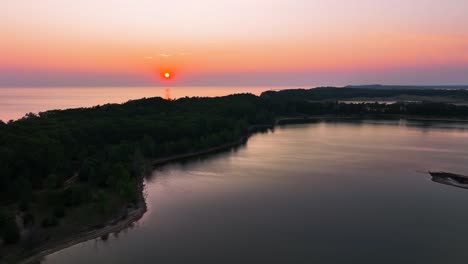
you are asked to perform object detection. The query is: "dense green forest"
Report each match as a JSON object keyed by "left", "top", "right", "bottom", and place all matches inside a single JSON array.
[
  {"left": 1, "top": 88, "right": 468, "bottom": 261},
  {"left": 262, "top": 88, "right": 468, "bottom": 116},
  {"left": 345, "top": 84, "right": 468, "bottom": 90}
]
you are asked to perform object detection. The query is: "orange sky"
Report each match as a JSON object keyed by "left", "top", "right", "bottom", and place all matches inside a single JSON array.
[{"left": 2, "top": 0, "right": 468, "bottom": 86}]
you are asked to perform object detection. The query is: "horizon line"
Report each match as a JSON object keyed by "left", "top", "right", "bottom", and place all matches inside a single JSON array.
[{"left": 2, "top": 84, "right": 468, "bottom": 88}]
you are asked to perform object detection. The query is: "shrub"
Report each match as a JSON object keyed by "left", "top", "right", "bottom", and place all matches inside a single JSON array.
[
  {"left": 2, "top": 220, "right": 20, "bottom": 244},
  {"left": 23, "top": 213, "right": 35, "bottom": 227},
  {"left": 53, "top": 205, "right": 66, "bottom": 218},
  {"left": 0, "top": 211, "right": 20, "bottom": 244},
  {"left": 41, "top": 216, "right": 58, "bottom": 228}
]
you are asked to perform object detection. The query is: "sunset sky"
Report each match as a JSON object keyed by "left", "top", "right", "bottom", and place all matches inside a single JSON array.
[{"left": 2, "top": 0, "right": 468, "bottom": 87}]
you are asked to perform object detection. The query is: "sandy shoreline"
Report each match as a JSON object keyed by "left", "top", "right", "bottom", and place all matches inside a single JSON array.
[{"left": 18, "top": 179, "right": 147, "bottom": 264}]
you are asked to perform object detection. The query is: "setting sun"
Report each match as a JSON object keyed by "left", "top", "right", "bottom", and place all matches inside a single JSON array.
[{"left": 164, "top": 72, "right": 171, "bottom": 79}]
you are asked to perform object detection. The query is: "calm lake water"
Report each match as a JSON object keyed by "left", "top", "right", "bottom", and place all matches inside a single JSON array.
[
  {"left": 43, "top": 120, "right": 468, "bottom": 264},
  {"left": 0, "top": 86, "right": 287, "bottom": 121}
]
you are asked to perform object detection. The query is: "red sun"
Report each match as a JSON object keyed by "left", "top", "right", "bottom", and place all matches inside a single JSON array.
[{"left": 162, "top": 71, "right": 172, "bottom": 80}]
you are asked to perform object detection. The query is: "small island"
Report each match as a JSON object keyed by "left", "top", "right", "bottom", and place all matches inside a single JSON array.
[
  {"left": 429, "top": 172, "right": 468, "bottom": 189},
  {"left": 2, "top": 87, "right": 468, "bottom": 263}
]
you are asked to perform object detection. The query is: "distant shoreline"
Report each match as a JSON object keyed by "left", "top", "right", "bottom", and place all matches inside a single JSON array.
[{"left": 276, "top": 115, "right": 468, "bottom": 125}]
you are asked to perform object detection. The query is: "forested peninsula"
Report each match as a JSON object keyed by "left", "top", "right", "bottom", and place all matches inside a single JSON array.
[{"left": 2, "top": 87, "right": 468, "bottom": 263}]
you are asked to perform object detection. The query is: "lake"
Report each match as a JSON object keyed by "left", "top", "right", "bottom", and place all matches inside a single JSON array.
[
  {"left": 0, "top": 86, "right": 288, "bottom": 121},
  {"left": 42, "top": 120, "right": 468, "bottom": 264}
]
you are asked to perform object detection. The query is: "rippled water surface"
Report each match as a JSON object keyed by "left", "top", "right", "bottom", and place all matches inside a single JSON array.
[{"left": 44, "top": 120, "right": 468, "bottom": 264}]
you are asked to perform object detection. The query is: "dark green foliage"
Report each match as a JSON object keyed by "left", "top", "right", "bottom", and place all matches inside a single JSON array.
[
  {"left": 17, "top": 177, "right": 33, "bottom": 206},
  {"left": 44, "top": 190, "right": 65, "bottom": 207},
  {"left": 41, "top": 216, "right": 58, "bottom": 228},
  {"left": 0, "top": 94, "right": 273, "bottom": 214},
  {"left": 262, "top": 87, "right": 468, "bottom": 102},
  {"left": 346, "top": 84, "right": 468, "bottom": 90},
  {"left": 0, "top": 209, "right": 20, "bottom": 244},
  {"left": 45, "top": 173, "right": 64, "bottom": 189},
  {"left": 22, "top": 213, "right": 35, "bottom": 227},
  {"left": 53, "top": 204, "right": 66, "bottom": 218},
  {"left": 262, "top": 88, "right": 468, "bottom": 117},
  {"left": 63, "top": 185, "right": 90, "bottom": 207},
  {"left": 108, "top": 164, "right": 137, "bottom": 201},
  {"left": 19, "top": 200, "right": 29, "bottom": 212},
  {"left": 2, "top": 220, "right": 20, "bottom": 244},
  {"left": 79, "top": 158, "right": 98, "bottom": 182},
  {"left": 140, "top": 135, "right": 155, "bottom": 157}
]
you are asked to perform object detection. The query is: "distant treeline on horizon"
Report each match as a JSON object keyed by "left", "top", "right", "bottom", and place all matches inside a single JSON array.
[{"left": 344, "top": 84, "right": 468, "bottom": 90}]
